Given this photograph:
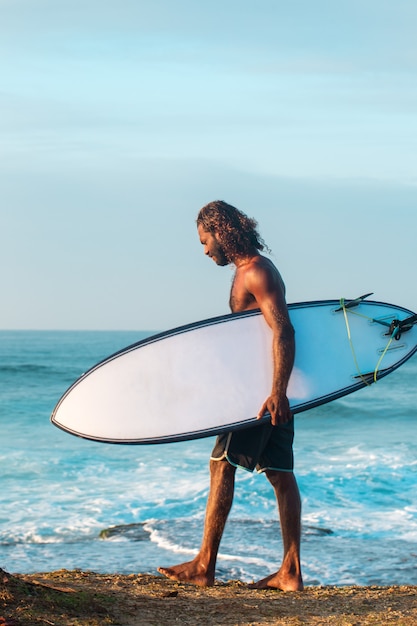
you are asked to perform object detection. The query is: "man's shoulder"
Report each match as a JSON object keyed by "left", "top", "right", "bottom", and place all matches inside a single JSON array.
[
  {"left": 247, "top": 254, "right": 279, "bottom": 275},
  {"left": 244, "top": 255, "right": 286, "bottom": 296}
]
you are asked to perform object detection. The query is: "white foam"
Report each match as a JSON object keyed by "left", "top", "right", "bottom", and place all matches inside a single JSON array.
[{"left": 145, "top": 522, "right": 197, "bottom": 557}]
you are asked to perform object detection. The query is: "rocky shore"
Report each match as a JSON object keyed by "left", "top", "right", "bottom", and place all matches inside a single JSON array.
[{"left": 1, "top": 568, "right": 416, "bottom": 625}]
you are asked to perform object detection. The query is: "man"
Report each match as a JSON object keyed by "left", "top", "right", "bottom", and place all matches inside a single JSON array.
[{"left": 158, "top": 200, "right": 303, "bottom": 591}]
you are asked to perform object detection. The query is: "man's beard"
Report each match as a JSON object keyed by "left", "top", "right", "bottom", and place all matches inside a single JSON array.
[{"left": 211, "top": 240, "right": 229, "bottom": 266}]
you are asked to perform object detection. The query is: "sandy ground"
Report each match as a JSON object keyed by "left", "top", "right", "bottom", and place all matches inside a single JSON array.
[{"left": 1, "top": 568, "right": 417, "bottom": 625}]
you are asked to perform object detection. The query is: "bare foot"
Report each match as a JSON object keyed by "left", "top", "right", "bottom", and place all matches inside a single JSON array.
[
  {"left": 158, "top": 558, "right": 214, "bottom": 587},
  {"left": 249, "top": 570, "right": 304, "bottom": 592}
]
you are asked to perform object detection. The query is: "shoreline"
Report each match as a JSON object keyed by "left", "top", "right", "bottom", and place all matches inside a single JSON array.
[{"left": 1, "top": 569, "right": 417, "bottom": 625}]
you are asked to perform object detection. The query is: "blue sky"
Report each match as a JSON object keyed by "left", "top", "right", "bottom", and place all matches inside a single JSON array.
[{"left": 1, "top": 0, "right": 416, "bottom": 330}]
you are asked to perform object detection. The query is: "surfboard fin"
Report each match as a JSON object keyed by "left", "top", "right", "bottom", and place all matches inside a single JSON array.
[
  {"left": 334, "top": 293, "right": 374, "bottom": 312},
  {"left": 387, "top": 314, "right": 417, "bottom": 340},
  {"left": 352, "top": 368, "right": 389, "bottom": 383}
]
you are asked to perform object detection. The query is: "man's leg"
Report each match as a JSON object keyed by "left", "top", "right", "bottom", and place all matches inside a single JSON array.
[
  {"left": 251, "top": 470, "right": 303, "bottom": 591},
  {"left": 158, "top": 459, "right": 236, "bottom": 586}
]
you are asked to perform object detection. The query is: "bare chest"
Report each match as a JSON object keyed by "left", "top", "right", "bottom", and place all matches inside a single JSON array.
[{"left": 229, "top": 271, "right": 257, "bottom": 313}]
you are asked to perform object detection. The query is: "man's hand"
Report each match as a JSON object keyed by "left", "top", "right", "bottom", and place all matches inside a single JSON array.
[{"left": 257, "top": 393, "right": 292, "bottom": 426}]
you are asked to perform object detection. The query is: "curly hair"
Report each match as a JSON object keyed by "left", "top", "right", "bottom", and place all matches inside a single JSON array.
[{"left": 197, "top": 200, "right": 269, "bottom": 261}]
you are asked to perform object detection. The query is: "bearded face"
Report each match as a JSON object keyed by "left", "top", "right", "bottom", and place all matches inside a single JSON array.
[{"left": 197, "top": 224, "right": 229, "bottom": 266}]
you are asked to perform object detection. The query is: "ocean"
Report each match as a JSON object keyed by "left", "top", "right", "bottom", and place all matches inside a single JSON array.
[{"left": 0, "top": 330, "right": 416, "bottom": 587}]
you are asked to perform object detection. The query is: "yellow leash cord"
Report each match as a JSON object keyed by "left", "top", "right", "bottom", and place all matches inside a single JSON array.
[
  {"left": 372, "top": 328, "right": 397, "bottom": 383},
  {"left": 339, "top": 298, "right": 396, "bottom": 384},
  {"left": 339, "top": 298, "right": 372, "bottom": 386}
]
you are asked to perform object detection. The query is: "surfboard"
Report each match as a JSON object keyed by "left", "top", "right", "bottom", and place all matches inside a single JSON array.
[{"left": 51, "top": 297, "right": 417, "bottom": 444}]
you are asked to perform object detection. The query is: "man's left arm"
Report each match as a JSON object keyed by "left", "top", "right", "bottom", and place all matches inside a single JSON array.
[
  {"left": 245, "top": 266, "right": 295, "bottom": 426},
  {"left": 257, "top": 305, "right": 295, "bottom": 425}
]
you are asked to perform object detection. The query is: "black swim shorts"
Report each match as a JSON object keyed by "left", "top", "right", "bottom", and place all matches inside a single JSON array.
[{"left": 211, "top": 418, "right": 294, "bottom": 473}]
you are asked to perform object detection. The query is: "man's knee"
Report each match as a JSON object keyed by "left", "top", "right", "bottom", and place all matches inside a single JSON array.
[
  {"left": 265, "top": 469, "right": 295, "bottom": 490},
  {"left": 210, "top": 458, "right": 236, "bottom": 477}
]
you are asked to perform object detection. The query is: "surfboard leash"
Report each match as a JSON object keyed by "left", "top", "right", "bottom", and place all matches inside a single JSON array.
[
  {"left": 339, "top": 298, "right": 373, "bottom": 386},
  {"left": 338, "top": 297, "right": 399, "bottom": 384}
]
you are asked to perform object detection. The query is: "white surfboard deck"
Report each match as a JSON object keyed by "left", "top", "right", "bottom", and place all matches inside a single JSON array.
[{"left": 51, "top": 298, "right": 417, "bottom": 444}]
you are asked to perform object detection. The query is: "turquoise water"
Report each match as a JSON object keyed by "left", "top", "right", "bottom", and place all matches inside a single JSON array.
[{"left": 0, "top": 330, "right": 416, "bottom": 586}]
